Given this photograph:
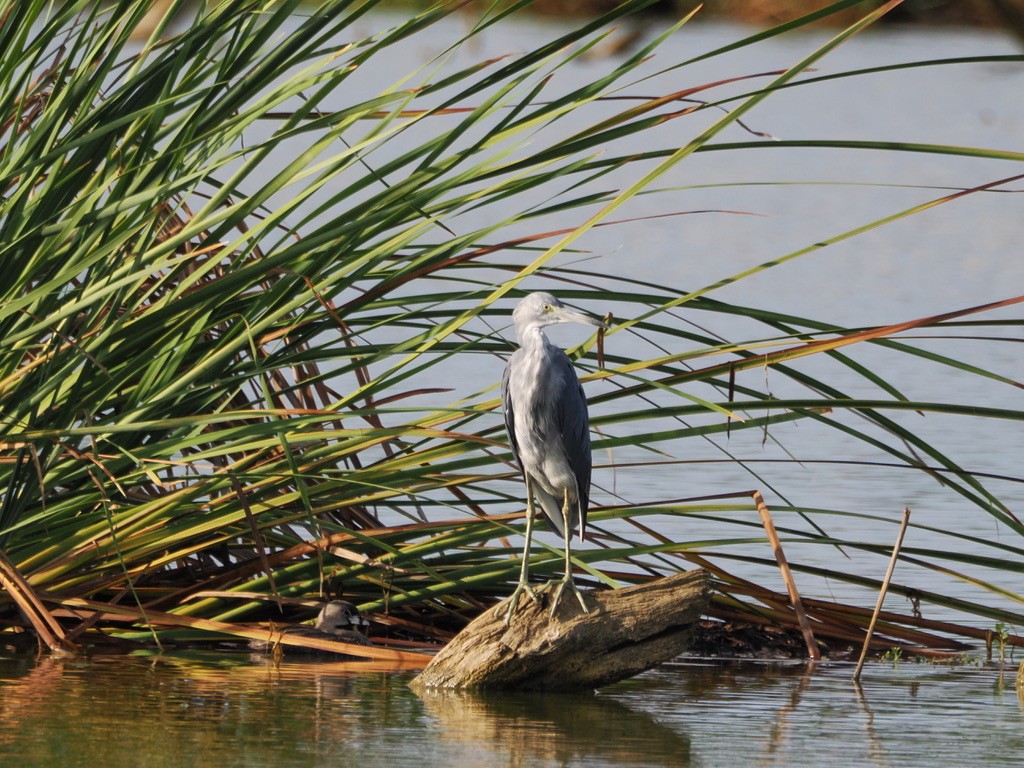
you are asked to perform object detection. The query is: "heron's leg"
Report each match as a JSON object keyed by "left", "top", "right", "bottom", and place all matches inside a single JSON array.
[
  {"left": 548, "top": 488, "right": 589, "bottom": 616},
  {"left": 503, "top": 476, "right": 540, "bottom": 625}
]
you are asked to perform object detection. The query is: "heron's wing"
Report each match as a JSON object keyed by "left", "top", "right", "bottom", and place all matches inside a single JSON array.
[
  {"left": 503, "top": 346, "right": 591, "bottom": 540},
  {"left": 553, "top": 353, "right": 592, "bottom": 539},
  {"left": 501, "top": 356, "right": 521, "bottom": 468}
]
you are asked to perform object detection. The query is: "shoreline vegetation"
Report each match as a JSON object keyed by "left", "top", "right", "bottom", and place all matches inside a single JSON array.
[
  {"left": 135, "top": 1, "right": 1024, "bottom": 34},
  {"left": 3, "top": 0, "right": 1023, "bottom": 669},
  {"left": 479, "top": 0, "right": 1024, "bottom": 31},
  {"left": 481, "top": 0, "right": 1024, "bottom": 32}
]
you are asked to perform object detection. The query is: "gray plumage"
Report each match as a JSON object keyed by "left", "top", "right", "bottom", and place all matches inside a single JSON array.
[
  {"left": 249, "top": 600, "right": 370, "bottom": 654},
  {"left": 313, "top": 600, "right": 370, "bottom": 642},
  {"left": 501, "top": 292, "right": 606, "bottom": 619}
]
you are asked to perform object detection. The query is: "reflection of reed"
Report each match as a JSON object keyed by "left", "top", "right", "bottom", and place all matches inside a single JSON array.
[
  {"left": 853, "top": 680, "right": 897, "bottom": 768},
  {"left": 763, "top": 662, "right": 816, "bottom": 760},
  {"left": 416, "top": 687, "right": 692, "bottom": 767},
  {"left": 0, "top": 657, "right": 67, "bottom": 748},
  {"left": 0, "top": 654, "right": 421, "bottom": 763}
]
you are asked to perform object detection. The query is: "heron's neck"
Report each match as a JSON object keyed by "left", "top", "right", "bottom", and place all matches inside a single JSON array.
[{"left": 517, "top": 323, "right": 553, "bottom": 350}]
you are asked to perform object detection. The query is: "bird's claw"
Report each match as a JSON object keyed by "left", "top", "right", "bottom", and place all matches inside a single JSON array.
[
  {"left": 502, "top": 581, "right": 540, "bottom": 625},
  {"left": 547, "top": 576, "right": 590, "bottom": 617}
]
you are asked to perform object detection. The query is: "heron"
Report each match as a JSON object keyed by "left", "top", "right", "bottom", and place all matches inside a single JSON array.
[{"left": 501, "top": 291, "right": 607, "bottom": 621}]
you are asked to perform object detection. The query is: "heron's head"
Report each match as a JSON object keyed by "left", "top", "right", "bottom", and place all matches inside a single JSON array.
[{"left": 512, "top": 292, "right": 606, "bottom": 342}]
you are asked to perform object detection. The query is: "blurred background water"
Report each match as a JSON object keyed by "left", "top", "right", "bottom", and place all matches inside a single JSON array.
[{"left": 336, "top": 11, "right": 1024, "bottom": 626}]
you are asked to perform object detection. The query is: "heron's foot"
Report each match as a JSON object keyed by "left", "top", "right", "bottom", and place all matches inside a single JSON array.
[
  {"left": 502, "top": 581, "right": 540, "bottom": 626},
  {"left": 547, "top": 575, "right": 590, "bottom": 617}
]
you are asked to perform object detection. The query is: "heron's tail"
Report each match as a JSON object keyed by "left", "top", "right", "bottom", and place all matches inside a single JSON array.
[{"left": 532, "top": 486, "right": 585, "bottom": 540}]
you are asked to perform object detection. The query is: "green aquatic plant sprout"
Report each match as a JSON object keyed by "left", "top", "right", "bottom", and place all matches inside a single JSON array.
[
  {"left": 992, "top": 622, "right": 1014, "bottom": 664},
  {"left": 881, "top": 646, "right": 903, "bottom": 666},
  {"left": 0, "top": 0, "right": 1022, "bottom": 654}
]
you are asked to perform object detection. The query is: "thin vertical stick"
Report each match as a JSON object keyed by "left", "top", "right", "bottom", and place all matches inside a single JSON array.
[
  {"left": 753, "top": 491, "right": 820, "bottom": 661},
  {"left": 854, "top": 507, "right": 912, "bottom": 682},
  {"left": 1016, "top": 658, "right": 1023, "bottom": 703},
  {"left": 598, "top": 313, "right": 611, "bottom": 368}
]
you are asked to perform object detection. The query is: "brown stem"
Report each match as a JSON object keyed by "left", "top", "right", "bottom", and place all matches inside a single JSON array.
[
  {"left": 753, "top": 490, "right": 820, "bottom": 660},
  {"left": 854, "top": 507, "right": 911, "bottom": 681}
]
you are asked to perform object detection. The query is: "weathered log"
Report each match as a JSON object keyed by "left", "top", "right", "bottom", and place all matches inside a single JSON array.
[{"left": 411, "top": 569, "right": 711, "bottom": 691}]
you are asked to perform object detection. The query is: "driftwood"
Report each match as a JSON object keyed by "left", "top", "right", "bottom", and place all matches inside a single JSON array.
[{"left": 411, "top": 569, "right": 711, "bottom": 691}]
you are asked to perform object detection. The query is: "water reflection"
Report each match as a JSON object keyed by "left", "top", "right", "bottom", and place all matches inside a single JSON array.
[
  {"left": 0, "top": 653, "right": 693, "bottom": 767},
  {"left": 606, "top": 661, "right": 1024, "bottom": 767},
  {"left": 0, "top": 656, "right": 68, "bottom": 754},
  {"left": 0, "top": 654, "right": 424, "bottom": 767},
  {"left": 2, "top": 655, "right": 1023, "bottom": 766},
  {"left": 853, "top": 678, "right": 898, "bottom": 768},
  {"left": 764, "top": 661, "right": 817, "bottom": 759},
  {"left": 416, "top": 686, "right": 692, "bottom": 767}
]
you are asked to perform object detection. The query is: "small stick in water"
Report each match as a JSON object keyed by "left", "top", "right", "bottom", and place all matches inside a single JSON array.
[{"left": 854, "top": 506, "right": 912, "bottom": 682}]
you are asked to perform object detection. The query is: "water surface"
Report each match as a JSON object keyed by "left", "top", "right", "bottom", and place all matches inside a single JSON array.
[{"left": 1, "top": 653, "right": 1021, "bottom": 767}]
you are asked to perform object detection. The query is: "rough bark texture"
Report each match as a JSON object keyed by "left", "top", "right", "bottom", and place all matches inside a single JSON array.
[{"left": 410, "top": 569, "right": 711, "bottom": 691}]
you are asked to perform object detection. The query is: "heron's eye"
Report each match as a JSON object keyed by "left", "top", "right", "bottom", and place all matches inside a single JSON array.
[{"left": 543, "top": 304, "right": 553, "bottom": 312}]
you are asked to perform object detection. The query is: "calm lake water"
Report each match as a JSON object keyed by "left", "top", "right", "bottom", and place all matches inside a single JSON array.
[
  {"left": 5, "top": 9, "right": 1024, "bottom": 767},
  {"left": 0, "top": 653, "right": 1021, "bottom": 767}
]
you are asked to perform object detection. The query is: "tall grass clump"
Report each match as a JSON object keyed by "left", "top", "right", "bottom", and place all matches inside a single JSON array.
[{"left": 1, "top": 0, "right": 1022, "bottom": 654}]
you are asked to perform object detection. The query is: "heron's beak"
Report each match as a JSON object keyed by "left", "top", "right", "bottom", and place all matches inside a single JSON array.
[{"left": 554, "top": 308, "right": 608, "bottom": 330}]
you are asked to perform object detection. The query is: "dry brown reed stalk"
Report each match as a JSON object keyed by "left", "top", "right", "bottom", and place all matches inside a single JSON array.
[
  {"left": 50, "top": 595, "right": 431, "bottom": 664},
  {"left": 752, "top": 490, "right": 820, "bottom": 660},
  {"left": 854, "top": 507, "right": 911, "bottom": 681},
  {"left": 0, "top": 551, "right": 76, "bottom": 654}
]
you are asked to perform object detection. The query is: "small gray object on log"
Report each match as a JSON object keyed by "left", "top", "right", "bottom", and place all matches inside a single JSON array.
[
  {"left": 410, "top": 569, "right": 711, "bottom": 691},
  {"left": 248, "top": 600, "right": 371, "bottom": 657}
]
